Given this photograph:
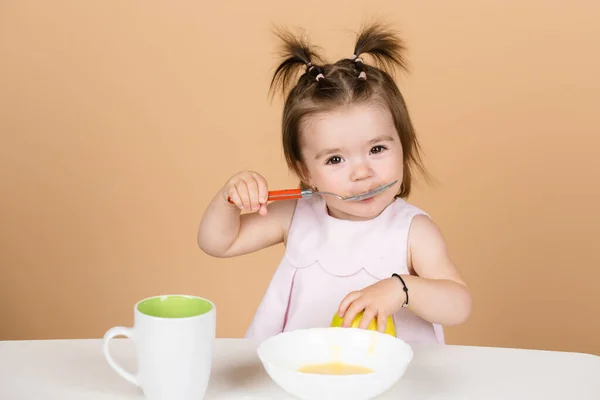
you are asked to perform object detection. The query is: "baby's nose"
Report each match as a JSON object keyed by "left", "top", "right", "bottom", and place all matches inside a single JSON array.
[{"left": 350, "top": 161, "right": 374, "bottom": 181}]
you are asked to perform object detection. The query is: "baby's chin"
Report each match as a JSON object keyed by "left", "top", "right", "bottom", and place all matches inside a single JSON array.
[{"left": 327, "top": 195, "right": 395, "bottom": 221}]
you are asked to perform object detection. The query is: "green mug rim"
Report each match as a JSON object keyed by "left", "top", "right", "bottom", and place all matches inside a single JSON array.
[{"left": 134, "top": 294, "right": 215, "bottom": 319}]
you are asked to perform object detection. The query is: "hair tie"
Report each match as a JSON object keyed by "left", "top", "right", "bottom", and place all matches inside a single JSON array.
[
  {"left": 315, "top": 73, "right": 324, "bottom": 81},
  {"left": 352, "top": 54, "right": 366, "bottom": 79}
]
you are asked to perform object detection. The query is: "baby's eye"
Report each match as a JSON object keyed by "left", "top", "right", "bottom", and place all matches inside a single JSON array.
[
  {"left": 326, "top": 156, "right": 343, "bottom": 165},
  {"left": 370, "top": 145, "right": 387, "bottom": 154}
]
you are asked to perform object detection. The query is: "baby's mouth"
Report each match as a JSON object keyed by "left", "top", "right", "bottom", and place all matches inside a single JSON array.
[{"left": 347, "top": 184, "right": 383, "bottom": 198}]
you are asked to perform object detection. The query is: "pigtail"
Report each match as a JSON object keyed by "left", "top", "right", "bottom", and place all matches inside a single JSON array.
[
  {"left": 352, "top": 22, "right": 408, "bottom": 76},
  {"left": 269, "top": 27, "right": 325, "bottom": 99}
]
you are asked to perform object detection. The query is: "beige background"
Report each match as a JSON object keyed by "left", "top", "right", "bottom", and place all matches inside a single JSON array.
[{"left": 1, "top": 1, "right": 599, "bottom": 355}]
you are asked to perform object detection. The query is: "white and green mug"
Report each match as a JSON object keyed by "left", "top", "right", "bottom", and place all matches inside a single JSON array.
[{"left": 103, "top": 294, "right": 216, "bottom": 400}]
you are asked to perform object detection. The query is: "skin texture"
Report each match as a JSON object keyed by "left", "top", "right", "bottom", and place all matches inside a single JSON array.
[{"left": 197, "top": 103, "right": 472, "bottom": 333}]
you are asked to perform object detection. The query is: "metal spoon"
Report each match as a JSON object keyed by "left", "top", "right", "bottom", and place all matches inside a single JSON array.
[{"left": 228, "top": 180, "right": 398, "bottom": 204}]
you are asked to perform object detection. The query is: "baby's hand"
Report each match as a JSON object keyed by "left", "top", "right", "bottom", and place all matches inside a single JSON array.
[
  {"left": 222, "top": 171, "right": 269, "bottom": 216},
  {"left": 337, "top": 277, "right": 406, "bottom": 333}
]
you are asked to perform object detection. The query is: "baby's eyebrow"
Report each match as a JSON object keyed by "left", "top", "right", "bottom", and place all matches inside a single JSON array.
[
  {"left": 314, "top": 147, "right": 342, "bottom": 160},
  {"left": 368, "top": 135, "right": 395, "bottom": 144}
]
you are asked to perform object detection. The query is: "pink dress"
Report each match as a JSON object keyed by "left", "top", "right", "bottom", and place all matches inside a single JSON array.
[{"left": 244, "top": 196, "right": 444, "bottom": 345}]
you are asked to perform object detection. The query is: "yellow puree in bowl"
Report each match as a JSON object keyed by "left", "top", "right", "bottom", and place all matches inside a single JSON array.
[{"left": 297, "top": 362, "right": 373, "bottom": 375}]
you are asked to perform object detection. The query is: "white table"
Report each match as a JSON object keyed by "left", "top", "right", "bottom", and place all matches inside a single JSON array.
[{"left": 0, "top": 338, "right": 598, "bottom": 399}]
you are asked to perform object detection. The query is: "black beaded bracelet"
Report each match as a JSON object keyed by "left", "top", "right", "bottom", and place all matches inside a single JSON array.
[{"left": 392, "top": 273, "right": 409, "bottom": 307}]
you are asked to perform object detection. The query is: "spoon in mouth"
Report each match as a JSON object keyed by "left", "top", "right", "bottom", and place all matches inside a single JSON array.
[
  {"left": 340, "top": 180, "right": 398, "bottom": 201},
  {"left": 227, "top": 180, "right": 399, "bottom": 204}
]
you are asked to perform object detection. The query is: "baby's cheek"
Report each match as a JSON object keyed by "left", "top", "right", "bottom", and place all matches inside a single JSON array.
[{"left": 318, "top": 174, "right": 345, "bottom": 191}]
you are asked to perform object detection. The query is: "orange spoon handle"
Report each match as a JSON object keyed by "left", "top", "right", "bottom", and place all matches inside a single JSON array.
[{"left": 227, "top": 188, "right": 304, "bottom": 204}]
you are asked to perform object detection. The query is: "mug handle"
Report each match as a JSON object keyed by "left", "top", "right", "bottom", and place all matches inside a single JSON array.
[{"left": 103, "top": 326, "right": 139, "bottom": 386}]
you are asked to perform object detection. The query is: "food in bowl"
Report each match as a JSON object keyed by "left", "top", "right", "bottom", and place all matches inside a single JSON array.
[
  {"left": 297, "top": 361, "right": 373, "bottom": 375},
  {"left": 257, "top": 327, "right": 413, "bottom": 400}
]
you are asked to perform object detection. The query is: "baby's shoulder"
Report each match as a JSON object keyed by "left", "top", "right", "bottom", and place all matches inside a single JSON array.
[{"left": 388, "top": 197, "right": 429, "bottom": 218}]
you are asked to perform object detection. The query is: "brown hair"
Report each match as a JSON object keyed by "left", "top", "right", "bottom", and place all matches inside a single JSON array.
[{"left": 270, "top": 22, "right": 426, "bottom": 198}]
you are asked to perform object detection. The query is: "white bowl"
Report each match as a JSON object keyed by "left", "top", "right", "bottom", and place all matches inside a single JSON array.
[{"left": 257, "top": 327, "right": 413, "bottom": 400}]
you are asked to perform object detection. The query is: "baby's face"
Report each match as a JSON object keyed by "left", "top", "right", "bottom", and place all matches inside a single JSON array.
[{"left": 299, "top": 103, "right": 404, "bottom": 221}]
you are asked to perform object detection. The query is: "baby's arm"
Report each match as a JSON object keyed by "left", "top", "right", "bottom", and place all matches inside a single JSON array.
[
  {"left": 197, "top": 171, "right": 296, "bottom": 258},
  {"left": 338, "top": 214, "right": 472, "bottom": 330},
  {"left": 401, "top": 214, "right": 472, "bottom": 325}
]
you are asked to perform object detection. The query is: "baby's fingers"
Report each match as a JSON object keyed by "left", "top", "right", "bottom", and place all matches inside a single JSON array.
[
  {"left": 257, "top": 204, "right": 268, "bottom": 216},
  {"left": 227, "top": 186, "right": 243, "bottom": 210},
  {"left": 357, "top": 307, "right": 377, "bottom": 330},
  {"left": 337, "top": 291, "right": 362, "bottom": 317},
  {"left": 376, "top": 312, "right": 389, "bottom": 333},
  {"left": 342, "top": 299, "right": 367, "bottom": 328},
  {"left": 242, "top": 177, "right": 261, "bottom": 211},
  {"left": 236, "top": 181, "right": 252, "bottom": 210},
  {"left": 252, "top": 172, "right": 269, "bottom": 204}
]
